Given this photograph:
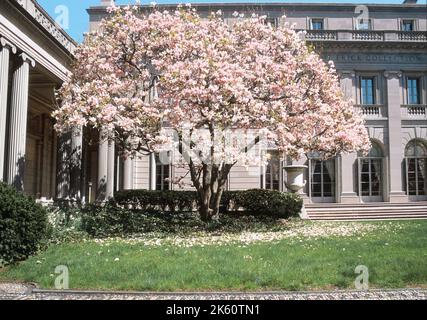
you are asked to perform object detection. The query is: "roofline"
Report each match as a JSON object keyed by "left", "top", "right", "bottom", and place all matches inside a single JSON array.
[
  {"left": 10, "top": 0, "right": 77, "bottom": 55},
  {"left": 88, "top": 2, "right": 427, "bottom": 14},
  {"left": 32, "top": 0, "right": 77, "bottom": 46}
]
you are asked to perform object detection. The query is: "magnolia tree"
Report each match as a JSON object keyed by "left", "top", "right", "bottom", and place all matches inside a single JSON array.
[{"left": 54, "top": 5, "right": 370, "bottom": 221}]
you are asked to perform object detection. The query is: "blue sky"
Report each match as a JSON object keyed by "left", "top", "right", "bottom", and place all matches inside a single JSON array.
[{"left": 37, "top": 0, "right": 425, "bottom": 42}]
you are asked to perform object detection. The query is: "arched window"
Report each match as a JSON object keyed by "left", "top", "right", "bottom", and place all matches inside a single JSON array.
[
  {"left": 358, "top": 141, "right": 384, "bottom": 201},
  {"left": 405, "top": 140, "right": 427, "bottom": 197}
]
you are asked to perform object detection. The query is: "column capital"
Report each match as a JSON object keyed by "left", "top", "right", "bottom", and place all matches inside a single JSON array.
[
  {"left": 384, "top": 70, "right": 402, "bottom": 80},
  {"left": 0, "top": 37, "right": 17, "bottom": 54},
  {"left": 19, "top": 53, "right": 36, "bottom": 68},
  {"left": 338, "top": 70, "right": 356, "bottom": 78},
  {"left": 100, "top": 0, "right": 115, "bottom": 6}
]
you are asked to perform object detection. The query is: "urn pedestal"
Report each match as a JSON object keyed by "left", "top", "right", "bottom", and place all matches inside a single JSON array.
[{"left": 284, "top": 165, "right": 309, "bottom": 219}]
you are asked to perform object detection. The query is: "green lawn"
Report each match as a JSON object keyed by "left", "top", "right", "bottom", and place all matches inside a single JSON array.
[{"left": 1, "top": 220, "right": 427, "bottom": 291}]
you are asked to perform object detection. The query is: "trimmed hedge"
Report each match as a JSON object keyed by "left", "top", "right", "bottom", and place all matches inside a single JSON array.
[
  {"left": 0, "top": 182, "right": 49, "bottom": 265},
  {"left": 81, "top": 204, "right": 203, "bottom": 238},
  {"left": 114, "top": 189, "right": 303, "bottom": 218},
  {"left": 80, "top": 189, "right": 302, "bottom": 237},
  {"left": 221, "top": 189, "right": 303, "bottom": 218},
  {"left": 114, "top": 190, "right": 196, "bottom": 212}
]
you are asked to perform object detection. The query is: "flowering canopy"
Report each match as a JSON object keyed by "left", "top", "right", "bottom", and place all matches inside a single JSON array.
[
  {"left": 54, "top": 5, "right": 369, "bottom": 158},
  {"left": 54, "top": 5, "right": 370, "bottom": 219}
]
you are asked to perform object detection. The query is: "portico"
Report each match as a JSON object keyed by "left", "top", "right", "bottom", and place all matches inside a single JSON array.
[{"left": 0, "top": 0, "right": 75, "bottom": 201}]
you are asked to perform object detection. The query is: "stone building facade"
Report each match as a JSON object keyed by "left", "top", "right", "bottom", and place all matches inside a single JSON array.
[
  {"left": 1, "top": 0, "right": 426, "bottom": 207},
  {"left": 87, "top": 1, "right": 427, "bottom": 205},
  {"left": 0, "top": 0, "right": 75, "bottom": 201}
]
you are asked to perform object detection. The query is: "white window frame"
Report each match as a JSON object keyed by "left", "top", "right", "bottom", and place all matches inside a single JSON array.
[
  {"left": 260, "top": 149, "right": 283, "bottom": 191},
  {"left": 310, "top": 18, "right": 325, "bottom": 30},
  {"left": 405, "top": 140, "right": 427, "bottom": 200},
  {"left": 353, "top": 17, "right": 373, "bottom": 30},
  {"left": 150, "top": 152, "right": 172, "bottom": 191},
  {"left": 357, "top": 73, "right": 383, "bottom": 105},
  {"left": 308, "top": 157, "right": 337, "bottom": 203},
  {"left": 399, "top": 18, "right": 418, "bottom": 31}
]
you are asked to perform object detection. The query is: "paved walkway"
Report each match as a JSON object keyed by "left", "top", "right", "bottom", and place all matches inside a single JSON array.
[{"left": 0, "top": 283, "right": 426, "bottom": 300}]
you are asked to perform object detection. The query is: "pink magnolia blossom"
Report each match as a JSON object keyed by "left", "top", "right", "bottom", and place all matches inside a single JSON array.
[{"left": 54, "top": 6, "right": 370, "bottom": 220}]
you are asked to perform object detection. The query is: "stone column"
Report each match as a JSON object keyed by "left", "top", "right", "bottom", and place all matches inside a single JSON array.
[
  {"left": 70, "top": 127, "right": 83, "bottom": 200},
  {"left": 36, "top": 139, "right": 43, "bottom": 198},
  {"left": 97, "top": 131, "right": 115, "bottom": 200},
  {"left": 40, "top": 115, "right": 51, "bottom": 198},
  {"left": 51, "top": 133, "right": 57, "bottom": 198},
  {"left": 97, "top": 131, "right": 108, "bottom": 200},
  {"left": 339, "top": 71, "right": 360, "bottom": 203},
  {"left": 123, "top": 157, "right": 133, "bottom": 190},
  {"left": 0, "top": 38, "right": 16, "bottom": 181},
  {"left": 56, "top": 132, "right": 71, "bottom": 199},
  {"left": 6, "top": 53, "right": 35, "bottom": 191},
  {"left": 150, "top": 153, "right": 156, "bottom": 190},
  {"left": 106, "top": 139, "right": 115, "bottom": 198},
  {"left": 384, "top": 71, "right": 407, "bottom": 202}
]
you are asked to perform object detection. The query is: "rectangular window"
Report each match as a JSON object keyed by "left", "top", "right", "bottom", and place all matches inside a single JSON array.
[
  {"left": 361, "top": 77, "right": 376, "bottom": 105},
  {"left": 311, "top": 19, "right": 324, "bottom": 30},
  {"left": 402, "top": 20, "right": 414, "bottom": 32},
  {"left": 155, "top": 154, "right": 170, "bottom": 191},
  {"left": 261, "top": 150, "right": 281, "bottom": 191},
  {"left": 357, "top": 19, "right": 371, "bottom": 30},
  {"left": 407, "top": 77, "right": 421, "bottom": 104}
]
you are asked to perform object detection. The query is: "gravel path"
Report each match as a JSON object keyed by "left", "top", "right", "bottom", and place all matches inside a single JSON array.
[{"left": 0, "top": 283, "right": 426, "bottom": 300}]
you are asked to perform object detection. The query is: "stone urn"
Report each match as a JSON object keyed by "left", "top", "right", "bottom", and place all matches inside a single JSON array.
[
  {"left": 283, "top": 165, "right": 308, "bottom": 194},
  {"left": 284, "top": 165, "right": 309, "bottom": 219}
]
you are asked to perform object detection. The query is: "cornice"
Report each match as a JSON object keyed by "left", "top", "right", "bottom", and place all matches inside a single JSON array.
[
  {"left": 314, "top": 41, "right": 427, "bottom": 51},
  {"left": 88, "top": 3, "right": 427, "bottom": 14},
  {"left": 9, "top": 0, "right": 77, "bottom": 55}
]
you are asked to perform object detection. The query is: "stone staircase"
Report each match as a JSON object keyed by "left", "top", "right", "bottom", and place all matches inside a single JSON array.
[{"left": 306, "top": 202, "right": 427, "bottom": 221}]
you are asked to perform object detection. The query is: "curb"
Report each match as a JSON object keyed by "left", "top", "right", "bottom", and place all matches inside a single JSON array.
[{"left": 30, "top": 287, "right": 427, "bottom": 296}]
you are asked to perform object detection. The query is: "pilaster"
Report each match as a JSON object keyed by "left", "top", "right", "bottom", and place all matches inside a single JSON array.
[
  {"left": 384, "top": 70, "right": 408, "bottom": 202},
  {"left": 337, "top": 71, "right": 360, "bottom": 203}
]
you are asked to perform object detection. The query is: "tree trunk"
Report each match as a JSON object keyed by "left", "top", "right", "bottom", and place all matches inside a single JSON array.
[
  {"left": 180, "top": 132, "right": 236, "bottom": 222},
  {"left": 196, "top": 163, "right": 231, "bottom": 222},
  {"left": 198, "top": 187, "right": 213, "bottom": 222}
]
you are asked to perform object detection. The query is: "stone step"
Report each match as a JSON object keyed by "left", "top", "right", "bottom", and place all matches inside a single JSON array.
[
  {"left": 306, "top": 203, "right": 427, "bottom": 221},
  {"left": 308, "top": 206, "right": 427, "bottom": 210},
  {"left": 307, "top": 210, "right": 427, "bottom": 216},
  {"left": 307, "top": 208, "right": 427, "bottom": 214},
  {"left": 310, "top": 216, "right": 427, "bottom": 221},
  {"left": 305, "top": 202, "right": 427, "bottom": 208},
  {"left": 309, "top": 212, "right": 427, "bottom": 218}
]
